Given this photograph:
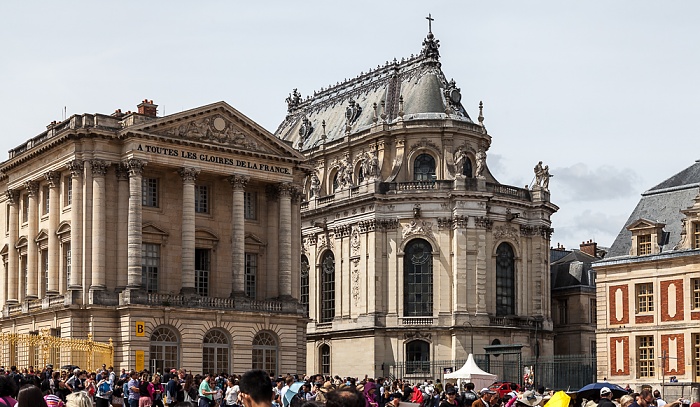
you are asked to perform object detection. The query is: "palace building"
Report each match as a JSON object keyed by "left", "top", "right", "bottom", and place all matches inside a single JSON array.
[
  {"left": 0, "top": 100, "right": 309, "bottom": 375},
  {"left": 275, "top": 26, "right": 558, "bottom": 378}
]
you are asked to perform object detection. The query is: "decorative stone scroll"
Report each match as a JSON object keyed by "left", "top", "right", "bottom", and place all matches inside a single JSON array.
[
  {"left": 5, "top": 189, "right": 19, "bottom": 204},
  {"left": 126, "top": 159, "right": 145, "bottom": 177},
  {"left": 25, "top": 181, "right": 39, "bottom": 196},
  {"left": 179, "top": 167, "right": 200, "bottom": 182},
  {"left": 44, "top": 171, "right": 61, "bottom": 188},
  {"left": 494, "top": 225, "right": 520, "bottom": 244},
  {"left": 90, "top": 159, "right": 109, "bottom": 177},
  {"left": 66, "top": 160, "right": 84, "bottom": 177},
  {"left": 227, "top": 174, "right": 250, "bottom": 190}
]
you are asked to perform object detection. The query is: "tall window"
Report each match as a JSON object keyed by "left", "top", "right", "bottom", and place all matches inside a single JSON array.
[
  {"left": 150, "top": 326, "right": 179, "bottom": 373},
  {"left": 64, "top": 176, "right": 72, "bottom": 206},
  {"left": 638, "top": 234, "right": 652, "bottom": 255},
  {"left": 590, "top": 298, "right": 597, "bottom": 324},
  {"left": 245, "top": 253, "right": 257, "bottom": 299},
  {"left": 195, "top": 185, "right": 209, "bottom": 214},
  {"left": 301, "top": 255, "right": 310, "bottom": 315},
  {"left": 496, "top": 243, "right": 516, "bottom": 316},
  {"left": 195, "top": 249, "right": 210, "bottom": 296},
  {"left": 413, "top": 154, "right": 436, "bottom": 181},
  {"left": 693, "top": 279, "right": 700, "bottom": 310},
  {"left": 694, "top": 333, "right": 700, "bottom": 382},
  {"left": 694, "top": 223, "right": 700, "bottom": 249},
  {"left": 404, "top": 239, "right": 433, "bottom": 317},
  {"left": 64, "top": 244, "right": 71, "bottom": 290},
  {"left": 332, "top": 173, "right": 340, "bottom": 192},
  {"left": 320, "top": 251, "right": 335, "bottom": 323},
  {"left": 43, "top": 186, "right": 50, "bottom": 215},
  {"left": 21, "top": 255, "right": 27, "bottom": 297},
  {"left": 244, "top": 192, "right": 256, "bottom": 220},
  {"left": 406, "top": 340, "right": 430, "bottom": 374},
  {"left": 637, "top": 336, "right": 654, "bottom": 378},
  {"left": 636, "top": 283, "right": 654, "bottom": 313},
  {"left": 22, "top": 194, "right": 29, "bottom": 223},
  {"left": 357, "top": 166, "right": 365, "bottom": 184},
  {"left": 320, "top": 344, "right": 331, "bottom": 376},
  {"left": 142, "top": 178, "right": 159, "bottom": 207},
  {"left": 558, "top": 300, "right": 568, "bottom": 325},
  {"left": 42, "top": 249, "right": 49, "bottom": 293},
  {"left": 142, "top": 243, "right": 160, "bottom": 293},
  {"left": 202, "top": 329, "right": 229, "bottom": 375},
  {"left": 462, "top": 157, "right": 473, "bottom": 177},
  {"left": 252, "top": 332, "right": 278, "bottom": 377}
]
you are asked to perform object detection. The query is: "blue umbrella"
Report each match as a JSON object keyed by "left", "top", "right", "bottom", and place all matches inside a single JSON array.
[
  {"left": 283, "top": 382, "right": 305, "bottom": 407},
  {"left": 577, "top": 382, "right": 628, "bottom": 400}
]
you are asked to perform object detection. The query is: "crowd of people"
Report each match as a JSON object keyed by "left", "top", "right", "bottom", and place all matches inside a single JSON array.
[{"left": 0, "top": 364, "right": 697, "bottom": 407}]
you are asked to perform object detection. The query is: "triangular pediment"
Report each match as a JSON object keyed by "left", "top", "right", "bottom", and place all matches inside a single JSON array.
[
  {"left": 16, "top": 236, "right": 28, "bottom": 248},
  {"left": 245, "top": 233, "right": 266, "bottom": 246},
  {"left": 35, "top": 228, "right": 49, "bottom": 242},
  {"left": 627, "top": 218, "right": 665, "bottom": 231},
  {"left": 123, "top": 101, "right": 305, "bottom": 161},
  {"left": 195, "top": 229, "right": 219, "bottom": 242},
  {"left": 143, "top": 222, "right": 169, "bottom": 237},
  {"left": 0, "top": 244, "right": 8, "bottom": 256}
]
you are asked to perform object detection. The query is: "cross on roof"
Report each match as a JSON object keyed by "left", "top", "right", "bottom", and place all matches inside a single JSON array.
[{"left": 426, "top": 13, "right": 434, "bottom": 33}]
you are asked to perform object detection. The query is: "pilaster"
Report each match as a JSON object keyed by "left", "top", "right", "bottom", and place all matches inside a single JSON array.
[
  {"left": 265, "top": 185, "right": 280, "bottom": 298},
  {"left": 278, "top": 182, "right": 293, "bottom": 299},
  {"left": 227, "top": 174, "right": 249, "bottom": 297},
  {"left": 67, "top": 160, "right": 84, "bottom": 290},
  {"left": 5, "top": 190, "right": 19, "bottom": 304},
  {"left": 25, "top": 180, "right": 39, "bottom": 299},
  {"left": 45, "top": 172, "right": 61, "bottom": 295},
  {"left": 115, "top": 164, "right": 129, "bottom": 290}
]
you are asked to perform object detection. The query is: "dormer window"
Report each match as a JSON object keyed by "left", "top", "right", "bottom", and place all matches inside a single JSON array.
[
  {"left": 626, "top": 218, "right": 665, "bottom": 256},
  {"left": 638, "top": 234, "right": 652, "bottom": 255},
  {"left": 694, "top": 222, "right": 700, "bottom": 249}
]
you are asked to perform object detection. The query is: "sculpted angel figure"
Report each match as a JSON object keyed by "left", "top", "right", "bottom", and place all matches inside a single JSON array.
[
  {"left": 453, "top": 147, "right": 467, "bottom": 175},
  {"left": 342, "top": 157, "right": 353, "bottom": 187},
  {"left": 367, "top": 150, "right": 380, "bottom": 178},
  {"left": 475, "top": 148, "right": 486, "bottom": 178}
]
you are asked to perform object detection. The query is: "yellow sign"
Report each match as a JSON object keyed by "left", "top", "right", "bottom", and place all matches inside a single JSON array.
[
  {"left": 135, "top": 350, "right": 145, "bottom": 371},
  {"left": 135, "top": 321, "right": 145, "bottom": 337}
]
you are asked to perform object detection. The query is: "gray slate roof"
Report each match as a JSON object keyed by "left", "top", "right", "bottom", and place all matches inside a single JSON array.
[
  {"left": 551, "top": 250, "right": 596, "bottom": 289},
  {"left": 606, "top": 160, "right": 700, "bottom": 258}
]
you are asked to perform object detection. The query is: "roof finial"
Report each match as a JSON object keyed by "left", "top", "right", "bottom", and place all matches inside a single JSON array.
[
  {"left": 426, "top": 13, "right": 434, "bottom": 34},
  {"left": 478, "top": 101, "right": 484, "bottom": 126}
]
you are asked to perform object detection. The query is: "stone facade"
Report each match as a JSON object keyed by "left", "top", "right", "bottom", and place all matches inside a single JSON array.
[
  {"left": 0, "top": 100, "right": 309, "bottom": 375},
  {"left": 275, "top": 29, "right": 558, "bottom": 378}
]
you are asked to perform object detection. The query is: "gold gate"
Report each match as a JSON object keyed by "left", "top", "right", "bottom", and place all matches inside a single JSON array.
[{"left": 0, "top": 329, "right": 113, "bottom": 371}]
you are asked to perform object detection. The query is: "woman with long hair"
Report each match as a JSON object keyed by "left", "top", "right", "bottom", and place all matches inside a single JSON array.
[
  {"left": 149, "top": 374, "right": 164, "bottom": 407},
  {"left": 66, "top": 391, "right": 92, "bottom": 407},
  {"left": 0, "top": 374, "right": 18, "bottom": 406},
  {"left": 17, "top": 384, "right": 48, "bottom": 407}
]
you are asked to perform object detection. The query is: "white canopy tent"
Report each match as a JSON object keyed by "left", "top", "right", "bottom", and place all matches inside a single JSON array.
[{"left": 444, "top": 353, "right": 498, "bottom": 390}]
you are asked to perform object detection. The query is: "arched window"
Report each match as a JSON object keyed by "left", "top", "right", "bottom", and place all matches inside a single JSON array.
[
  {"left": 202, "top": 329, "right": 229, "bottom": 375},
  {"left": 320, "top": 344, "right": 331, "bottom": 376},
  {"left": 406, "top": 340, "right": 430, "bottom": 374},
  {"left": 404, "top": 239, "right": 433, "bottom": 317},
  {"left": 150, "top": 326, "right": 179, "bottom": 372},
  {"left": 301, "top": 255, "right": 310, "bottom": 315},
  {"left": 320, "top": 251, "right": 335, "bottom": 323},
  {"left": 252, "top": 331, "right": 278, "bottom": 377},
  {"left": 332, "top": 173, "right": 340, "bottom": 192},
  {"left": 357, "top": 166, "right": 365, "bottom": 184},
  {"left": 413, "top": 154, "right": 436, "bottom": 181},
  {"left": 496, "top": 243, "right": 516, "bottom": 316},
  {"left": 463, "top": 157, "right": 473, "bottom": 177}
]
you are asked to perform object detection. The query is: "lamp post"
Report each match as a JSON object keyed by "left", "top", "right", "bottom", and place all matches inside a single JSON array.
[{"left": 464, "top": 321, "right": 474, "bottom": 355}]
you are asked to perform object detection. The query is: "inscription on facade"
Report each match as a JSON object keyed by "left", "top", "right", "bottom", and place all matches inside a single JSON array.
[{"left": 137, "top": 144, "right": 291, "bottom": 174}]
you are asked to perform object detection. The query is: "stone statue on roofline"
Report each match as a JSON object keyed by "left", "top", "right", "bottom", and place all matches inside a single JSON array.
[{"left": 533, "top": 161, "right": 552, "bottom": 190}]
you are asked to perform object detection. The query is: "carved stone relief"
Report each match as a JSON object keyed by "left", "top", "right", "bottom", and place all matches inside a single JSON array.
[{"left": 402, "top": 220, "right": 434, "bottom": 239}]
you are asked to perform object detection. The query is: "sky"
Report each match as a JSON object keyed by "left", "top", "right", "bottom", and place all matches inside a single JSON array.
[{"left": 1, "top": 1, "right": 698, "bottom": 251}]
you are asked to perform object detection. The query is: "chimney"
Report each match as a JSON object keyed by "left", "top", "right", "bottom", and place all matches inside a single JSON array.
[
  {"left": 580, "top": 240, "right": 598, "bottom": 258},
  {"left": 137, "top": 99, "right": 158, "bottom": 117}
]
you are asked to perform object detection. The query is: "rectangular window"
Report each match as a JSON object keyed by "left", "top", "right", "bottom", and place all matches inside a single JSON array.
[
  {"left": 637, "top": 335, "right": 655, "bottom": 378},
  {"left": 65, "top": 176, "right": 72, "bottom": 206},
  {"left": 693, "top": 279, "right": 700, "bottom": 310},
  {"left": 244, "top": 192, "right": 256, "bottom": 220},
  {"left": 42, "top": 186, "right": 50, "bottom": 215},
  {"left": 590, "top": 298, "right": 597, "bottom": 324},
  {"left": 195, "top": 248, "right": 210, "bottom": 296},
  {"left": 694, "top": 333, "right": 700, "bottom": 382},
  {"left": 694, "top": 223, "right": 700, "bottom": 249},
  {"left": 142, "top": 178, "right": 159, "bottom": 207},
  {"left": 5, "top": 203, "right": 9, "bottom": 233},
  {"left": 21, "top": 255, "right": 27, "bottom": 297},
  {"left": 142, "top": 243, "right": 160, "bottom": 293},
  {"left": 22, "top": 194, "right": 29, "bottom": 224},
  {"left": 638, "top": 234, "right": 652, "bottom": 255},
  {"left": 558, "top": 300, "right": 568, "bottom": 325},
  {"left": 245, "top": 252, "right": 257, "bottom": 299},
  {"left": 195, "top": 185, "right": 209, "bottom": 214},
  {"left": 636, "top": 283, "right": 654, "bottom": 313},
  {"left": 64, "top": 244, "right": 71, "bottom": 289},
  {"left": 42, "top": 249, "right": 49, "bottom": 293}
]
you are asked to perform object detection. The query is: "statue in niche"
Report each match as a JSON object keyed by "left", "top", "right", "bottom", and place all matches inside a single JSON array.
[
  {"left": 337, "top": 157, "right": 353, "bottom": 188},
  {"left": 453, "top": 147, "right": 467, "bottom": 176},
  {"left": 361, "top": 150, "right": 380, "bottom": 180},
  {"left": 309, "top": 173, "right": 321, "bottom": 198},
  {"left": 475, "top": 148, "right": 486, "bottom": 178}
]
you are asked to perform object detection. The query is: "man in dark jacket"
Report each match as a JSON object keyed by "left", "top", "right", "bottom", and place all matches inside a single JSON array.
[{"left": 598, "top": 387, "right": 615, "bottom": 407}]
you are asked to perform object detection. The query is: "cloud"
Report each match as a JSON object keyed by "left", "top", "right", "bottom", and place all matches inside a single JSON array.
[
  {"left": 552, "top": 163, "right": 641, "bottom": 202},
  {"left": 552, "top": 208, "right": 630, "bottom": 249}
]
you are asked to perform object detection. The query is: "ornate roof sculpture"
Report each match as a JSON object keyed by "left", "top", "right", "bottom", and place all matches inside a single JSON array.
[{"left": 275, "top": 24, "right": 473, "bottom": 151}]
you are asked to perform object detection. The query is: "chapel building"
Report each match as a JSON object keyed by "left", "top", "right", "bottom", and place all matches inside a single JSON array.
[
  {"left": 275, "top": 26, "right": 559, "bottom": 378},
  {"left": 0, "top": 100, "right": 309, "bottom": 375}
]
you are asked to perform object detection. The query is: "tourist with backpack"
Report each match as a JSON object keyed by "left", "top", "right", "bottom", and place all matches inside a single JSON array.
[{"left": 95, "top": 372, "right": 114, "bottom": 407}]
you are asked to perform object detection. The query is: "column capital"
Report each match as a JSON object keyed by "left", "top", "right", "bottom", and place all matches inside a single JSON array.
[
  {"left": 115, "top": 163, "right": 129, "bottom": 181},
  {"left": 126, "top": 158, "right": 146, "bottom": 177},
  {"left": 227, "top": 174, "right": 250, "bottom": 190},
  {"left": 44, "top": 171, "right": 61, "bottom": 188},
  {"left": 179, "top": 167, "right": 200, "bottom": 182},
  {"left": 25, "top": 181, "right": 39, "bottom": 196},
  {"left": 291, "top": 184, "right": 304, "bottom": 203},
  {"left": 278, "top": 182, "right": 293, "bottom": 197},
  {"left": 67, "top": 160, "right": 84, "bottom": 177},
  {"left": 90, "top": 159, "right": 109, "bottom": 177},
  {"left": 5, "top": 189, "right": 19, "bottom": 205}
]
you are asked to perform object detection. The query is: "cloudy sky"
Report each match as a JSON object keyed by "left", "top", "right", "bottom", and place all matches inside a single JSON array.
[{"left": 1, "top": 1, "right": 698, "bottom": 250}]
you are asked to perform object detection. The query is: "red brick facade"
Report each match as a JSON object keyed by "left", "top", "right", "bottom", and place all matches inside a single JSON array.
[
  {"left": 692, "top": 311, "right": 700, "bottom": 320},
  {"left": 661, "top": 279, "right": 685, "bottom": 322},
  {"left": 635, "top": 314, "right": 654, "bottom": 324},
  {"left": 661, "top": 333, "right": 686, "bottom": 375},
  {"left": 609, "top": 285, "right": 629, "bottom": 325},
  {"left": 610, "top": 336, "right": 630, "bottom": 375}
]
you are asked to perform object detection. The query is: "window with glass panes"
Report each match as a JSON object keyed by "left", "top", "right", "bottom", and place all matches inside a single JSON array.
[
  {"left": 637, "top": 336, "right": 654, "bottom": 377},
  {"left": 150, "top": 327, "right": 179, "bottom": 372},
  {"left": 202, "top": 329, "right": 229, "bottom": 375},
  {"left": 142, "top": 244, "right": 159, "bottom": 293},
  {"left": 320, "top": 344, "right": 331, "bottom": 376},
  {"left": 694, "top": 223, "right": 700, "bottom": 249},
  {"left": 406, "top": 340, "right": 430, "bottom": 374},
  {"left": 64, "top": 244, "right": 71, "bottom": 289},
  {"left": 496, "top": 243, "right": 516, "bottom": 316},
  {"left": 252, "top": 332, "right": 278, "bottom": 377},
  {"left": 693, "top": 279, "right": 700, "bottom": 310},
  {"left": 301, "top": 255, "right": 310, "bottom": 315},
  {"left": 413, "top": 154, "right": 436, "bottom": 181},
  {"left": 22, "top": 194, "right": 28, "bottom": 223},
  {"left": 694, "top": 333, "right": 700, "bottom": 382},
  {"left": 244, "top": 192, "right": 256, "bottom": 220},
  {"left": 195, "top": 185, "right": 208, "bottom": 213},
  {"left": 636, "top": 283, "right": 654, "bottom": 313},
  {"left": 245, "top": 253, "right": 257, "bottom": 299},
  {"left": 320, "top": 251, "right": 335, "bottom": 323},
  {"left": 403, "top": 239, "right": 433, "bottom": 317},
  {"left": 43, "top": 186, "right": 50, "bottom": 215},
  {"left": 590, "top": 298, "right": 597, "bottom": 324},
  {"left": 64, "top": 176, "right": 72, "bottom": 206},
  {"left": 21, "top": 255, "right": 27, "bottom": 295},
  {"left": 195, "top": 249, "right": 210, "bottom": 296},
  {"left": 558, "top": 300, "right": 568, "bottom": 325},
  {"left": 42, "top": 249, "right": 48, "bottom": 293},
  {"left": 638, "top": 234, "right": 652, "bottom": 255},
  {"left": 142, "top": 178, "right": 158, "bottom": 207}
]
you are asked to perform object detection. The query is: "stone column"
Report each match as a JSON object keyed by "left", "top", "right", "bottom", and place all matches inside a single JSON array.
[
  {"left": 115, "top": 164, "right": 129, "bottom": 290},
  {"left": 5, "top": 190, "right": 19, "bottom": 304},
  {"left": 45, "top": 172, "right": 61, "bottom": 295},
  {"left": 290, "top": 187, "right": 302, "bottom": 299},
  {"left": 227, "top": 175, "right": 249, "bottom": 296},
  {"left": 127, "top": 159, "right": 146, "bottom": 289},
  {"left": 90, "top": 160, "right": 109, "bottom": 290},
  {"left": 67, "top": 160, "right": 84, "bottom": 290},
  {"left": 265, "top": 185, "right": 280, "bottom": 298},
  {"left": 25, "top": 180, "right": 39, "bottom": 299},
  {"left": 278, "top": 183, "right": 292, "bottom": 299},
  {"left": 179, "top": 167, "right": 200, "bottom": 294}
]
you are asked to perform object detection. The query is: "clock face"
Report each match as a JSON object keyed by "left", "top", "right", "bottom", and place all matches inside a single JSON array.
[{"left": 449, "top": 89, "right": 462, "bottom": 104}]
